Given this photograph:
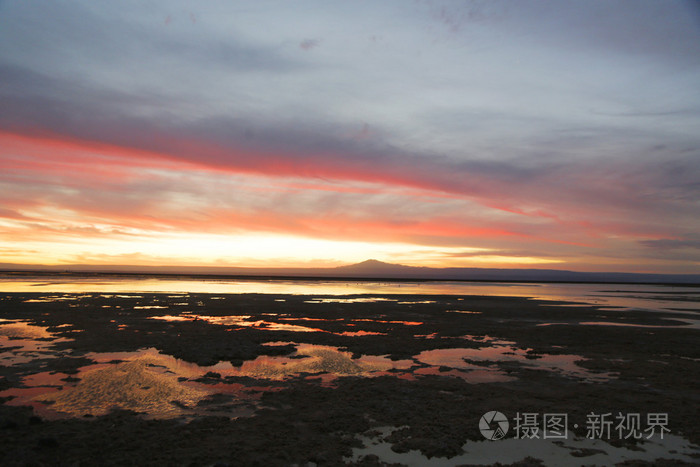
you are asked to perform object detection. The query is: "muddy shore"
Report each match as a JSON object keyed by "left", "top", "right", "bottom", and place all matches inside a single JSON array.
[{"left": 1, "top": 292, "right": 699, "bottom": 466}]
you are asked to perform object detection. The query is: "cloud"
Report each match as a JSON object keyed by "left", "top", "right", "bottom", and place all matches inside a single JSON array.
[
  {"left": 639, "top": 237, "right": 700, "bottom": 251},
  {"left": 299, "top": 38, "right": 319, "bottom": 50},
  {"left": 1, "top": 1, "right": 699, "bottom": 272},
  {"left": 0, "top": 207, "right": 32, "bottom": 220},
  {"left": 2, "top": 63, "right": 698, "bottom": 255}
]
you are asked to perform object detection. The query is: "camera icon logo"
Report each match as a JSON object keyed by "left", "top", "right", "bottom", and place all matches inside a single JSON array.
[{"left": 480, "top": 411, "right": 509, "bottom": 440}]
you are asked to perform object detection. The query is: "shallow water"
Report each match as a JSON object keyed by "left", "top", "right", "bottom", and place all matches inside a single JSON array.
[
  {"left": 415, "top": 342, "right": 614, "bottom": 382},
  {"left": 150, "top": 314, "right": 328, "bottom": 333},
  {"left": 0, "top": 319, "right": 73, "bottom": 365},
  {"left": 149, "top": 314, "right": 421, "bottom": 334},
  {"left": 1, "top": 281, "right": 697, "bottom": 418},
  {"left": 537, "top": 318, "right": 700, "bottom": 329},
  {"left": 0, "top": 320, "right": 612, "bottom": 420},
  {"left": 349, "top": 426, "right": 700, "bottom": 467},
  {"left": 0, "top": 347, "right": 264, "bottom": 419},
  {"left": 0, "top": 343, "right": 416, "bottom": 418},
  {"left": 2, "top": 275, "right": 699, "bottom": 314}
]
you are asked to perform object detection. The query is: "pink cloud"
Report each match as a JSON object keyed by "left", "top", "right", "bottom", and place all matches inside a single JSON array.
[{"left": 3, "top": 128, "right": 694, "bottom": 271}]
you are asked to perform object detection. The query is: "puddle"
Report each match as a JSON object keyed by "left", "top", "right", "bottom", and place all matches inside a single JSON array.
[
  {"left": 412, "top": 366, "right": 515, "bottom": 383},
  {"left": 349, "top": 426, "right": 700, "bottom": 467},
  {"left": 149, "top": 314, "right": 405, "bottom": 336},
  {"left": 0, "top": 320, "right": 53, "bottom": 339},
  {"left": 37, "top": 355, "right": 210, "bottom": 418},
  {"left": 227, "top": 344, "right": 413, "bottom": 380},
  {"left": 0, "top": 343, "right": 416, "bottom": 419},
  {"left": 304, "top": 297, "right": 397, "bottom": 304},
  {"left": 150, "top": 315, "right": 327, "bottom": 333},
  {"left": 414, "top": 332, "right": 439, "bottom": 339},
  {"left": 337, "top": 331, "right": 386, "bottom": 336},
  {"left": 23, "top": 295, "right": 81, "bottom": 303},
  {"left": 277, "top": 317, "right": 344, "bottom": 322},
  {"left": 412, "top": 347, "right": 516, "bottom": 383},
  {"left": 0, "top": 320, "right": 73, "bottom": 365},
  {"left": 0, "top": 348, "right": 268, "bottom": 420},
  {"left": 352, "top": 318, "right": 423, "bottom": 326},
  {"left": 149, "top": 315, "right": 193, "bottom": 322},
  {"left": 580, "top": 319, "right": 700, "bottom": 329},
  {"left": 538, "top": 319, "right": 700, "bottom": 330},
  {"left": 415, "top": 343, "right": 613, "bottom": 382}
]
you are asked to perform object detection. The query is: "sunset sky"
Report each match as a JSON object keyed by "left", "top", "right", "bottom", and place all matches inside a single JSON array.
[{"left": 1, "top": 0, "right": 699, "bottom": 273}]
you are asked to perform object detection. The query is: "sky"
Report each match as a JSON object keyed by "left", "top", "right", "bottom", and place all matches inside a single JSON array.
[{"left": 1, "top": 0, "right": 699, "bottom": 273}]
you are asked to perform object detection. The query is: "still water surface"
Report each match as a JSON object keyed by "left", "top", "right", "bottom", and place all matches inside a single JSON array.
[{"left": 1, "top": 274, "right": 699, "bottom": 313}]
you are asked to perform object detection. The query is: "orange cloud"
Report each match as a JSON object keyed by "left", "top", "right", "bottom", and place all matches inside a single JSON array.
[{"left": 3, "top": 129, "right": 695, "bottom": 272}]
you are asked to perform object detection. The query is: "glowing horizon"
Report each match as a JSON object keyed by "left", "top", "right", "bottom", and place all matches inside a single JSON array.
[{"left": 1, "top": 1, "right": 699, "bottom": 274}]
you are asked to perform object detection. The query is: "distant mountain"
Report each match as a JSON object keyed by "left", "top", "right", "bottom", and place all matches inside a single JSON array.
[
  {"left": 334, "top": 259, "right": 427, "bottom": 274},
  {"left": 1, "top": 260, "right": 699, "bottom": 285}
]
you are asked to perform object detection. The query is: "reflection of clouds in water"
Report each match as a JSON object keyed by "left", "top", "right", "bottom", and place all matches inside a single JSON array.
[
  {"left": 0, "top": 320, "right": 73, "bottom": 365},
  {"left": 0, "top": 320, "right": 52, "bottom": 339},
  {"left": 234, "top": 344, "right": 408, "bottom": 380},
  {"left": 150, "top": 314, "right": 321, "bottom": 332},
  {"left": 23, "top": 345, "right": 411, "bottom": 418},
  {"left": 40, "top": 352, "right": 210, "bottom": 418},
  {"left": 3, "top": 279, "right": 699, "bottom": 314},
  {"left": 416, "top": 344, "right": 614, "bottom": 382},
  {"left": 304, "top": 298, "right": 397, "bottom": 303},
  {"left": 150, "top": 315, "right": 395, "bottom": 334},
  {"left": 23, "top": 295, "right": 79, "bottom": 303},
  {"left": 3, "top": 336, "right": 618, "bottom": 420}
]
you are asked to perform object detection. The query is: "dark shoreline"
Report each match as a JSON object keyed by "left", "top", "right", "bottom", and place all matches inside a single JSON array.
[{"left": 1, "top": 291, "right": 699, "bottom": 466}]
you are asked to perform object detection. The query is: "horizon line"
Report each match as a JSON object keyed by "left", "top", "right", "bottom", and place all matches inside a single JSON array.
[{"left": 2, "top": 260, "right": 699, "bottom": 286}]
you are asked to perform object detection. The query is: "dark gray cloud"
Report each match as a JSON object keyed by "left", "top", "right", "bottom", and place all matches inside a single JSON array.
[
  {"left": 640, "top": 237, "right": 700, "bottom": 250},
  {"left": 300, "top": 39, "right": 320, "bottom": 50},
  {"left": 2, "top": 58, "right": 699, "bottom": 236}
]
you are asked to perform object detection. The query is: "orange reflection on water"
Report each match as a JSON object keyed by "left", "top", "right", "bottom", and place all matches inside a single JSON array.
[
  {"left": 352, "top": 318, "right": 423, "bottom": 326},
  {"left": 337, "top": 330, "right": 386, "bottom": 336},
  {"left": 2, "top": 277, "right": 700, "bottom": 316},
  {"left": 0, "top": 319, "right": 74, "bottom": 365},
  {"left": 304, "top": 298, "right": 397, "bottom": 304},
  {"left": 230, "top": 344, "right": 413, "bottom": 380},
  {"left": 0, "top": 320, "right": 53, "bottom": 339},
  {"left": 150, "top": 314, "right": 399, "bottom": 336},
  {"left": 0, "top": 349, "right": 248, "bottom": 419},
  {"left": 150, "top": 314, "right": 327, "bottom": 333},
  {"left": 40, "top": 357, "right": 209, "bottom": 417}
]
